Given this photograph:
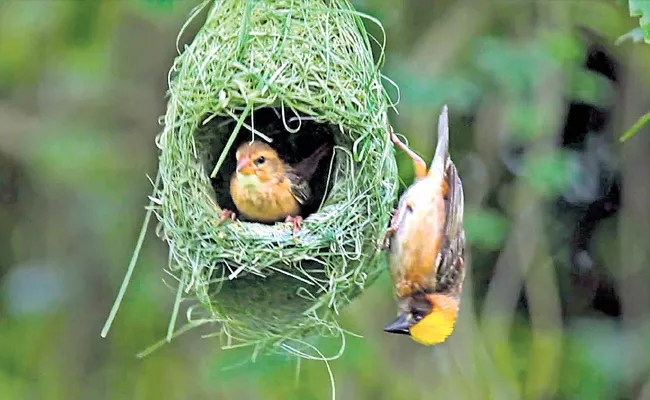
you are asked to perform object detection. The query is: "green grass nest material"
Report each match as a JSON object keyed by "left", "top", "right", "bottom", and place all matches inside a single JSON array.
[{"left": 106, "top": 0, "right": 399, "bottom": 357}]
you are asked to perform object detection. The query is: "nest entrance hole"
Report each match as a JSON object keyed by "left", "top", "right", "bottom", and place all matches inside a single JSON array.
[{"left": 195, "top": 106, "right": 339, "bottom": 221}]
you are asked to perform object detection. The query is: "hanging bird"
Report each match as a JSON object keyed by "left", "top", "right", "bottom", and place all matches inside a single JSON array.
[
  {"left": 383, "top": 105, "right": 466, "bottom": 346},
  {"left": 223, "top": 140, "right": 330, "bottom": 234}
]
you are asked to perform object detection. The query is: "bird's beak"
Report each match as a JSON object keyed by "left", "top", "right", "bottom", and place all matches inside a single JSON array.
[
  {"left": 236, "top": 157, "right": 253, "bottom": 175},
  {"left": 383, "top": 313, "right": 411, "bottom": 336}
]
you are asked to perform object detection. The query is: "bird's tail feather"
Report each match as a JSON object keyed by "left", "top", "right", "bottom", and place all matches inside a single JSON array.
[
  {"left": 294, "top": 143, "right": 330, "bottom": 179},
  {"left": 429, "top": 105, "right": 449, "bottom": 177}
]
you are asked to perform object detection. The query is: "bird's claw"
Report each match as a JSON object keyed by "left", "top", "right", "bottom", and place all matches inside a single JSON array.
[
  {"left": 391, "top": 132, "right": 428, "bottom": 179},
  {"left": 383, "top": 226, "right": 397, "bottom": 249},
  {"left": 383, "top": 208, "right": 400, "bottom": 249},
  {"left": 218, "top": 209, "right": 236, "bottom": 223},
  {"left": 285, "top": 215, "right": 303, "bottom": 235}
]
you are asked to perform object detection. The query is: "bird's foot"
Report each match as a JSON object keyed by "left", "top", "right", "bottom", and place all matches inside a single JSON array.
[
  {"left": 384, "top": 226, "right": 397, "bottom": 249},
  {"left": 383, "top": 208, "right": 399, "bottom": 248},
  {"left": 285, "top": 215, "right": 303, "bottom": 235},
  {"left": 391, "top": 132, "right": 428, "bottom": 179},
  {"left": 383, "top": 226, "right": 397, "bottom": 249},
  {"left": 218, "top": 209, "right": 236, "bottom": 223}
]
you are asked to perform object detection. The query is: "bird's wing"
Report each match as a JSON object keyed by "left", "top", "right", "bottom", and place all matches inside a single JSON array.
[
  {"left": 292, "top": 143, "right": 330, "bottom": 181},
  {"left": 435, "top": 159, "right": 466, "bottom": 297},
  {"left": 285, "top": 168, "right": 311, "bottom": 205}
]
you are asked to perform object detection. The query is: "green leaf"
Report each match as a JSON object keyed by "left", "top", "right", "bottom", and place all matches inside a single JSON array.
[
  {"left": 619, "top": 111, "right": 650, "bottom": 142},
  {"left": 627, "top": 0, "right": 650, "bottom": 43}
]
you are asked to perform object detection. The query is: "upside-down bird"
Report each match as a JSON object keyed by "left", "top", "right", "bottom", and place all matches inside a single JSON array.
[
  {"left": 383, "top": 105, "right": 466, "bottom": 346},
  {"left": 223, "top": 140, "right": 330, "bottom": 234}
]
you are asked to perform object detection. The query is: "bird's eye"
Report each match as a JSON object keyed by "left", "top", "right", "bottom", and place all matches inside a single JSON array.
[
  {"left": 254, "top": 156, "right": 266, "bottom": 165},
  {"left": 411, "top": 310, "right": 424, "bottom": 322}
]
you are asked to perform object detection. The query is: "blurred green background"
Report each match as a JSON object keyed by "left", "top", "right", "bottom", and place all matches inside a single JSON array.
[{"left": 1, "top": 0, "right": 650, "bottom": 399}]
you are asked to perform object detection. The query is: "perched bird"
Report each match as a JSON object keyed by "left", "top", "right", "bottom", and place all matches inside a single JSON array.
[
  {"left": 383, "top": 105, "right": 466, "bottom": 346},
  {"left": 223, "top": 140, "right": 329, "bottom": 234}
]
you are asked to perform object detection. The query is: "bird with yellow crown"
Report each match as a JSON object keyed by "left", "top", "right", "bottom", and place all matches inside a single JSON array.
[{"left": 383, "top": 105, "right": 466, "bottom": 346}]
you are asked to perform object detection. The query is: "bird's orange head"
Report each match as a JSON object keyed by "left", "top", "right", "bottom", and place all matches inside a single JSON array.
[
  {"left": 384, "top": 292, "right": 458, "bottom": 346},
  {"left": 234, "top": 141, "right": 284, "bottom": 182}
]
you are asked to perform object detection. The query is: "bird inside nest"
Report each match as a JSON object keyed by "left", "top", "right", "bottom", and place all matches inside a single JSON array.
[{"left": 219, "top": 139, "right": 332, "bottom": 235}]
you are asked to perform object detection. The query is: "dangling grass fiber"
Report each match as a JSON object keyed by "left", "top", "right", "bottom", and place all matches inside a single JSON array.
[{"left": 103, "top": 0, "right": 399, "bottom": 361}]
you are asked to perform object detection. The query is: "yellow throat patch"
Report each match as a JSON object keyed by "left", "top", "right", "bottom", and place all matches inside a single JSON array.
[{"left": 409, "top": 294, "right": 458, "bottom": 346}]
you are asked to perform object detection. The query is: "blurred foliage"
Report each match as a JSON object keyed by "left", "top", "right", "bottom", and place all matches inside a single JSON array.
[
  {"left": 1, "top": 0, "right": 650, "bottom": 399},
  {"left": 626, "top": 0, "right": 650, "bottom": 43},
  {"left": 618, "top": 0, "right": 650, "bottom": 143},
  {"left": 620, "top": 111, "right": 650, "bottom": 141}
]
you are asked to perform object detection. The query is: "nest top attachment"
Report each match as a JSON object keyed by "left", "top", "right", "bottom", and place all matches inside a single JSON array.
[{"left": 153, "top": 0, "right": 398, "bottom": 356}]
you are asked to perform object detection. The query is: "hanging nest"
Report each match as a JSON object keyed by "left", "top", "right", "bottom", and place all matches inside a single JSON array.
[{"left": 152, "top": 0, "right": 397, "bottom": 355}]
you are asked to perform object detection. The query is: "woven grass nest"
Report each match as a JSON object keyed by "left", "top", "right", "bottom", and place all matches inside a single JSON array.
[{"left": 108, "top": 0, "right": 399, "bottom": 357}]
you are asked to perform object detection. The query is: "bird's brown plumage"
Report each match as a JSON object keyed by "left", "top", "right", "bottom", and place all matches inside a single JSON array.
[
  {"left": 383, "top": 105, "right": 466, "bottom": 345},
  {"left": 229, "top": 141, "right": 329, "bottom": 229}
]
